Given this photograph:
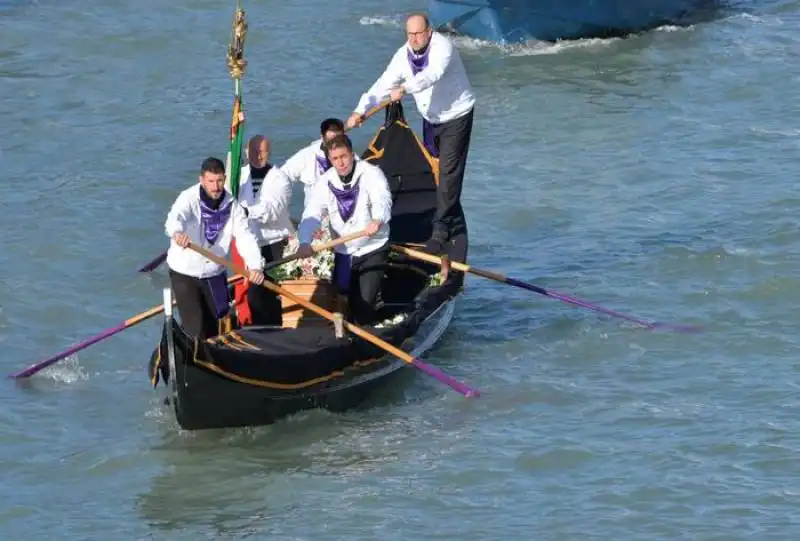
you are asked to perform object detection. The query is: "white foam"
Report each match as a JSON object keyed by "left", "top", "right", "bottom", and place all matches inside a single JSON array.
[
  {"left": 654, "top": 24, "right": 695, "bottom": 33},
  {"left": 358, "top": 15, "right": 402, "bottom": 29},
  {"left": 357, "top": 14, "right": 626, "bottom": 57},
  {"left": 39, "top": 354, "right": 89, "bottom": 383}
]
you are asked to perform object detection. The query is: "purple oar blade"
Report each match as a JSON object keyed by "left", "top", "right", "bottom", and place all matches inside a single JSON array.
[
  {"left": 504, "top": 277, "right": 699, "bottom": 333},
  {"left": 9, "top": 323, "right": 127, "bottom": 378},
  {"left": 410, "top": 358, "right": 480, "bottom": 398},
  {"left": 543, "top": 288, "right": 701, "bottom": 333}
]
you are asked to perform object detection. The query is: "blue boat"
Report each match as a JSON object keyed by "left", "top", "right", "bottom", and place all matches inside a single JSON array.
[{"left": 427, "top": 0, "right": 717, "bottom": 43}]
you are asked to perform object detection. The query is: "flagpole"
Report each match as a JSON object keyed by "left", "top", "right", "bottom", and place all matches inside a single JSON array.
[
  {"left": 226, "top": 1, "right": 254, "bottom": 324},
  {"left": 226, "top": 1, "right": 248, "bottom": 199}
]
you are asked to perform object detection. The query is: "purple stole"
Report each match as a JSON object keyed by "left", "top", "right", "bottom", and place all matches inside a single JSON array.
[
  {"left": 205, "top": 273, "right": 230, "bottom": 318},
  {"left": 198, "top": 186, "right": 232, "bottom": 317},
  {"left": 328, "top": 177, "right": 362, "bottom": 293},
  {"left": 333, "top": 252, "right": 352, "bottom": 294},
  {"left": 198, "top": 186, "right": 233, "bottom": 245},
  {"left": 316, "top": 153, "right": 331, "bottom": 174},
  {"left": 407, "top": 44, "right": 439, "bottom": 158},
  {"left": 328, "top": 179, "right": 360, "bottom": 223}
]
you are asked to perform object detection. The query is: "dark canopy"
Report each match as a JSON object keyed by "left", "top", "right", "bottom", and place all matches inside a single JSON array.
[{"left": 361, "top": 102, "right": 439, "bottom": 245}]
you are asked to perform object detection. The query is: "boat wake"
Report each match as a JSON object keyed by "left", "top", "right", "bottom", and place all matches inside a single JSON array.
[
  {"left": 358, "top": 15, "right": 403, "bottom": 29},
  {"left": 359, "top": 14, "right": 697, "bottom": 56}
]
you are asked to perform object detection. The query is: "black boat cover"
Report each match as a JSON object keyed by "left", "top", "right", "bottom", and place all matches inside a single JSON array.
[
  {"left": 362, "top": 102, "right": 439, "bottom": 245},
  {"left": 148, "top": 264, "right": 453, "bottom": 391}
]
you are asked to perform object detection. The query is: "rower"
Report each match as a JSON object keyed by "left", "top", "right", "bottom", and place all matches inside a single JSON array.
[
  {"left": 165, "top": 156, "right": 265, "bottom": 340},
  {"left": 296, "top": 134, "right": 392, "bottom": 324},
  {"left": 239, "top": 135, "right": 294, "bottom": 326},
  {"left": 346, "top": 13, "right": 475, "bottom": 256},
  {"left": 280, "top": 118, "right": 355, "bottom": 203}
]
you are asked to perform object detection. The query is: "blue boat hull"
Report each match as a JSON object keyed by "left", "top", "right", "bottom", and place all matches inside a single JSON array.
[{"left": 427, "top": 0, "right": 715, "bottom": 43}]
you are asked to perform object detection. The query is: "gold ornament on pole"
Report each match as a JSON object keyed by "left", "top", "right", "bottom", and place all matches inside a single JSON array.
[{"left": 227, "top": 3, "right": 248, "bottom": 80}]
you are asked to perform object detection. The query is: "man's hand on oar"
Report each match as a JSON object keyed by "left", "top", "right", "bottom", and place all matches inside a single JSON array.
[
  {"left": 345, "top": 99, "right": 392, "bottom": 131},
  {"left": 392, "top": 245, "right": 702, "bottom": 333},
  {"left": 261, "top": 229, "right": 371, "bottom": 271},
  {"left": 188, "top": 242, "right": 480, "bottom": 398}
]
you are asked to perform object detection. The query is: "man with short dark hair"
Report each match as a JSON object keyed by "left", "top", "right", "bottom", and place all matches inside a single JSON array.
[
  {"left": 296, "top": 134, "right": 392, "bottom": 323},
  {"left": 346, "top": 13, "right": 475, "bottom": 255},
  {"left": 165, "top": 156, "right": 265, "bottom": 339},
  {"left": 281, "top": 117, "right": 353, "bottom": 204}
]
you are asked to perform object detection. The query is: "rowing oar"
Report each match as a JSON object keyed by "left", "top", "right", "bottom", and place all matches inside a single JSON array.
[
  {"left": 263, "top": 229, "right": 370, "bottom": 271},
  {"left": 188, "top": 243, "right": 480, "bottom": 398},
  {"left": 345, "top": 98, "right": 392, "bottom": 132},
  {"left": 392, "top": 245, "right": 702, "bottom": 333},
  {"left": 138, "top": 251, "right": 167, "bottom": 273},
  {"left": 9, "top": 275, "right": 245, "bottom": 379},
  {"left": 136, "top": 101, "right": 391, "bottom": 274},
  {"left": 138, "top": 226, "right": 367, "bottom": 275}
]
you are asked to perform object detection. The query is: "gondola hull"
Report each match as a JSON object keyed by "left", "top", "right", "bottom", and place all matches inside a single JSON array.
[
  {"left": 154, "top": 293, "right": 456, "bottom": 430},
  {"left": 147, "top": 101, "right": 467, "bottom": 431}
]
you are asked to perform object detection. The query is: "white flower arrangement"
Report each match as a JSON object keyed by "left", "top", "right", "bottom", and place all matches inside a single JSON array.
[
  {"left": 267, "top": 213, "right": 334, "bottom": 282},
  {"left": 374, "top": 312, "right": 408, "bottom": 329}
]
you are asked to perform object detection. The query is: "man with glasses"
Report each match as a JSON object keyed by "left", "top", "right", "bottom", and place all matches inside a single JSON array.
[{"left": 346, "top": 13, "right": 475, "bottom": 256}]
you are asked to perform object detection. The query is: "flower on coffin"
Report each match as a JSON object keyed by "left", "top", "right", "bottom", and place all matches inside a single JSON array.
[{"left": 266, "top": 212, "right": 334, "bottom": 282}]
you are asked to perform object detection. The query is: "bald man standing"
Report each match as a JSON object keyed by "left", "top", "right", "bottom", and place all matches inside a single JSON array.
[
  {"left": 346, "top": 13, "right": 475, "bottom": 255},
  {"left": 239, "top": 134, "right": 294, "bottom": 325}
]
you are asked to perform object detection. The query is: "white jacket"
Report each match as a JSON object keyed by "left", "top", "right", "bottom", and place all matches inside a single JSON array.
[
  {"left": 238, "top": 164, "right": 294, "bottom": 246},
  {"left": 280, "top": 138, "right": 362, "bottom": 203},
  {"left": 298, "top": 160, "right": 392, "bottom": 257},
  {"left": 165, "top": 184, "right": 263, "bottom": 279},
  {"left": 354, "top": 31, "right": 475, "bottom": 124}
]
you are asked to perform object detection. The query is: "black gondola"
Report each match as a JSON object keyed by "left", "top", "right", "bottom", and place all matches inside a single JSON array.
[{"left": 148, "top": 103, "right": 469, "bottom": 430}]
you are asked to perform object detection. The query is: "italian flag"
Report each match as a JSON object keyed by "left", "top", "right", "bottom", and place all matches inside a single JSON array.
[{"left": 226, "top": 87, "right": 253, "bottom": 325}]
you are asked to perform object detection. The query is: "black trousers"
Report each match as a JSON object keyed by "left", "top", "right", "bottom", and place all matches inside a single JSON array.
[
  {"left": 336, "top": 247, "right": 389, "bottom": 324},
  {"left": 247, "top": 239, "right": 287, "bottom": 326},
  {"left": 169, "top": 269, "right": 227, "bottom": 340},
  {"left": 431, "top": 107, "right": 474, "bottom": 240},
  {"left": 443, "top": 227, "right": 469, "bottom": 290}
]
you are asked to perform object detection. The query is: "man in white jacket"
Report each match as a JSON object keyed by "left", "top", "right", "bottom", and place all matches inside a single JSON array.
[
  {"left": 165, "top": 157, "right": 265, "bottom": 339},
  {"left": 296, "top": 134, "right": 392, "bottom": 324},
  {"left": 238, "top": 134, "right": 294, "bottom": 326},
  {"left": 346, "top": 13, "right": 475, "bottom": 256},
  {"left": 280, "top": 118, "right": 349, "bottom": 204}
]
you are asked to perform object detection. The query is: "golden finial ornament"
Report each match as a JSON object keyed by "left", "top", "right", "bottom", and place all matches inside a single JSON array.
[{"left": 227, "top": 5, "right": 248, "bottom": 80}]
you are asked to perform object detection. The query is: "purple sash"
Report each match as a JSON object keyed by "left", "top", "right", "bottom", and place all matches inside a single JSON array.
[
  {"left": 204, "top": 272, "right": 230, "bottom": 318},
  {"left": 199, "top": 187, "right": 233, "bottom": 245},
  {"left": 407, "top": 45, "right": 439, "bottom": 157},
  {"left": 316, "top": 154, "right": 331, "bottom": 174},
  {"left": 333, "top": 252, "right": 352, "bottom": 294},
  {"left": 328, "top": 180, "right": 360, "bottom": 222},
  {"left": 407, "top": 45, "right": 430, "bottom": 74},
  {"left": 422, "top": 122, "right": 439, "bottom": 158}
]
